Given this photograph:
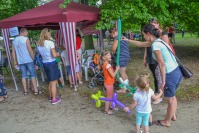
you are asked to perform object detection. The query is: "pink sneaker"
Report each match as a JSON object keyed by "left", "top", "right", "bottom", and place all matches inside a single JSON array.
[{"left": 51, "top": 98, "right": 61, "bottom": 105}]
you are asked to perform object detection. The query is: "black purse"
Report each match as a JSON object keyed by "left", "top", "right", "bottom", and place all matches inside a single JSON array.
[{"left": 160, "top": 41, "right": 193, "bottom": 79}]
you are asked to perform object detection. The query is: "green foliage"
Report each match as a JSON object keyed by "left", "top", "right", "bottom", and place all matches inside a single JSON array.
[
  {"left": 0, "top": 0, "right": 39, "bottom": 20},
  {"left": 87, "top": 0, "right": 199, "bottom": 33},
  {"left": 60, "top": 0, "right": 71, "bottom": 9},
  {"left": 84, "top": 35, "right": 94, "bottom": 50}
]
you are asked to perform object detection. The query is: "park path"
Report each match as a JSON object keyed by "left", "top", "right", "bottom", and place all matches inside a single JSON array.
[{"left": 0, "top": 87, "right": 198, "bottom": 133}]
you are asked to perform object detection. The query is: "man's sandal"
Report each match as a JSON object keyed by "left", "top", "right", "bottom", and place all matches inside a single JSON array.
[{"left": 34, "top": 90, "right": 44, "bottom": 96}]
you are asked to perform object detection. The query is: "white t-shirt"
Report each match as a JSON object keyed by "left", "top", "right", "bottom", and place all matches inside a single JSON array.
[
  {"left": 61, "top": 50, "right": 70, "bottom": 66},
  {"left": 12, "top": 36, "right": 33, "bottom": 64},
  {"left": 133, "top": 88, "right": 154, "bottom": 113},
  {"left": 38, "top": 40, "right": 56, "bottom": 63}
]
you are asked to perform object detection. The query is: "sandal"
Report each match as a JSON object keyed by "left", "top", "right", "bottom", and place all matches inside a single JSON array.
[
  {"left": 34, "top": 90, "right": 43, "bottom": 96},
  {"left": 104, "top": 110, "right": 114, "bottom": 115},
  {"left": 0, "top": 97, "right": 5, "bottom": 102},
  {"left": 24, "top": 90, "right": 30, "bottom": 95},
  {"left": 154, "top": 120, "right": 170, "bottom": 127},
  {"left": 110, "top": 108, "right": 119, "bottom": 111},
  {"left": 3, "top": 95, "right": 8, "bottom": 99}
]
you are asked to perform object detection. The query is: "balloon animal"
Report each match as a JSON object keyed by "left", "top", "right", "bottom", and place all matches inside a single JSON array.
[{"left": 91, "top": 91, "right": 130, "bottom": 114}]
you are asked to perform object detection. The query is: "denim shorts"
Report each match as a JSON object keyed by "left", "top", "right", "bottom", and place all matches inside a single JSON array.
[
  {"left": 19, "top": 62, "right": 37, "bottom": 78},
  {"left": 136, "top": 112, "right": 150, "bottom": 126},
  {"left": 164, "top": 67, "right": 182, "bottom": 97},
  {"left": 66, "top": 65, "right": 71, "bottom": 76},
  {"left": 43, "top": 61, "right": 61, "bottom": 81}
]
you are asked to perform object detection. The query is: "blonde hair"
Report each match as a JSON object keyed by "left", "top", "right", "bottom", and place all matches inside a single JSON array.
[
  {"left": 38, "top": 28, "right": 51, "bottom": 46},
  {"left": 101, "top": 49, "right": 110, "bottom": 59},
  {"left": 100, "top": 49, "right": 111, "bottom": 65},
  {"left": 135, "top": 73, "right": 150, "bottom": 92}
]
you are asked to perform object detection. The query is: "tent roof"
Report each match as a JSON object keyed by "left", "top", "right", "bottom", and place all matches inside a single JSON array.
[{"left": 0, "top": 0, "right": 100, "bottom": 29}]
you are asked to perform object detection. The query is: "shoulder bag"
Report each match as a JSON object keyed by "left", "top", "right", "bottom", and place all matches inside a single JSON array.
[{"left": 160, "top": 41, "right": 193, "bottom": 79}]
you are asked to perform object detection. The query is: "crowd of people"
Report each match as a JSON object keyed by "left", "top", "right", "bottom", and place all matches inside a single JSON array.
[
  {"left": 101, "top": 18, "right": 182, "bottom": 133},
  {"left": 0, "top": 18, "right": 183, "bottom": 133}
]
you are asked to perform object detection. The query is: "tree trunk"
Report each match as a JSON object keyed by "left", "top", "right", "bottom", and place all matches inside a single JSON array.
[
  {"left": 80, "top": 0, "right": 88, "bottom": 4},
  {"left": 84, "top": 35, "right": 94, "bottom": 50},
  {"left": 80, "top": 0, "right": 94, "bottom": 50}
]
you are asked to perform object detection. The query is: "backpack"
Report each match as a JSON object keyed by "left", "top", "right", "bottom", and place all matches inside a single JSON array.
[
  {"left": 93, "top": 53, "right": 101, "bottom": 65},
  {"left": 34, "top": 45, "right": 43, "bottom": 68}
]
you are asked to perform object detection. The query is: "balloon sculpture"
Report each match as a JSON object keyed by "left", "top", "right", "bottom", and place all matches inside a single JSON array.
[
  {"left": 91, "top": 91, "right": 105, "bottom": 108},
  {"left": 118, "top": 77, "right": 137, "bottom": 96},
  {"left": 91, "top": 91, "right": 131, "bottom": 114}
]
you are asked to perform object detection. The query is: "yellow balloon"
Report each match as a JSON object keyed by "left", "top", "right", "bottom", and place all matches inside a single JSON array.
[
  {"left": 96, "top": 100, "right": 101, "bottom": 108},
  {"left": 91, "top": 91, "right": 105, "bottom": 108},
  {"left": 91, "top": 94, "right": 98, "bottom": 100}
]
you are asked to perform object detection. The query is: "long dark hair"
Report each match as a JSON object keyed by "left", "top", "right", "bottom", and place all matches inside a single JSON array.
[{"left": 142, "top": 24, "right": 160, "bottom": 38}]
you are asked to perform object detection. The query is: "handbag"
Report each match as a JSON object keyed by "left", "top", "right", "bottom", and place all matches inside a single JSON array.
[{"left": 160, "top": 41, "right": 193, "bottom": 79}]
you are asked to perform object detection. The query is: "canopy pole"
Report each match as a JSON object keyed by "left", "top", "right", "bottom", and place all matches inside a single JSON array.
[{"left": 2, "top": 29, "right": 18, "bottom": 91}]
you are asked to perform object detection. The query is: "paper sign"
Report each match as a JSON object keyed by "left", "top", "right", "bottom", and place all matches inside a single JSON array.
[{"left": 9, "top": 27, "right": 19, "bottom": 37}]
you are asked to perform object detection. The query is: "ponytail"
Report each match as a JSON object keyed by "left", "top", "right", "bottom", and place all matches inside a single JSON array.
[{"left": 142, "top": 24, "right": 160, "bottom": 38}]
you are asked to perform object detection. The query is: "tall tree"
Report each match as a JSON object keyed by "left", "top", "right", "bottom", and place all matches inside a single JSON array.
[
  {"left": 62, "top": 0, "right": 199, "bottom": 33},
  {"left": 0, "top": 0, "right": 39, "bottom": 20}
]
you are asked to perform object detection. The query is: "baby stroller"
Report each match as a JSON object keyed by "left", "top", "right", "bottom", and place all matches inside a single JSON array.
[{"left": 88, "top": 54, "right": 104, "bottom": 89}]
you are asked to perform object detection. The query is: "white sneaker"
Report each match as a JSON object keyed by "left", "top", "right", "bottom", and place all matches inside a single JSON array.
[{"left": 74, "top": 88, "right": 78, "bottom": 92}]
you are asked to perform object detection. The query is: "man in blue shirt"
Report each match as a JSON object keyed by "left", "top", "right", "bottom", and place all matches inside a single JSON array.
[{"left": 12, "top": 28, "right": 38, "bottom": 95}]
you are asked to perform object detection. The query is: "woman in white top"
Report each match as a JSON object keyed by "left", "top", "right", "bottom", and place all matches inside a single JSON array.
[{"left": 38, "top": 28, "right": 61, "bottom": 105}]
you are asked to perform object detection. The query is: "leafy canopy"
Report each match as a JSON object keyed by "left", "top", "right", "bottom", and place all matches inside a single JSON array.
[{"left": 62, "top": 0, "right": 199, "bottom": 32}]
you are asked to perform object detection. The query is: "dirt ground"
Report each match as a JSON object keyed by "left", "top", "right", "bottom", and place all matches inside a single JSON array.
[
  {"left": 1, "top": 41, "right": 199, "bottom": 133},
  {"left": 0, "top": 85, "right": 199, "bottom": 133}
]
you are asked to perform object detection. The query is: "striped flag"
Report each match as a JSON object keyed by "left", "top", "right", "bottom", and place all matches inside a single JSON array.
[{"left": 59, "top": 22, "right": 77, "bottom": 87}]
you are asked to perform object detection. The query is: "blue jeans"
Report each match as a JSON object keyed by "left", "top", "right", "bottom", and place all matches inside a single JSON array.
[
  {"left": 19, "top": 62, "right": 37, "bottom": 78},
  {"left": 136, "top": 112, "right": 150, "bottom": 126}
]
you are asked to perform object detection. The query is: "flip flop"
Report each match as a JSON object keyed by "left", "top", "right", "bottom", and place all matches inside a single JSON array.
[
  {"left": 155, "top": 120, "right": 170, "bottom": 127},
  {"left": 3, "top": 95, "right": 8, "bottom": 99},
  {"left": 0, "top": 97, "right": 5, "bottom": 102}
]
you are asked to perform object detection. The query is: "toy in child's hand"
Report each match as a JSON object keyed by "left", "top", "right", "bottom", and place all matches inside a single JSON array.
[
  {"left": 119, "top": 77, "right": 137, "bottom": 96},
  {"left": 100, "top": 92, "right": 131, "bottom": 114},
  {"left": 91, "top": 91, "right": 130, "bottom": 114},
  {"left": 126, "top": 87, "right": 137, "bottom": 97}
]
